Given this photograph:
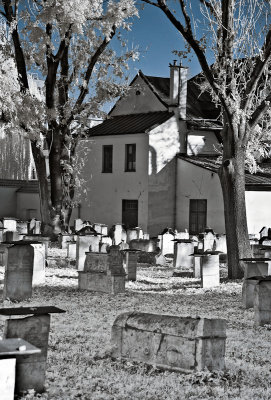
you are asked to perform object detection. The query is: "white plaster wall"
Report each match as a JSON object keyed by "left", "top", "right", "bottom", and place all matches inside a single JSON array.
[
  {"left": 245, "top": 191, "right": 271, "bottom": 235},
  {"left": 77, "top": 133, "right": 149, "bottom": 232},
  {"left": 111, "top": 75, "right": 167, "bottom": 116},
  {"left": 176, "top": 159, "right": 225, "bottom": 233},
  {"left": 148, "top": 116, "right": 180, "bottom": 173},
  {"left": 187, "top": 131, "right": 220, "bottom": 155}
]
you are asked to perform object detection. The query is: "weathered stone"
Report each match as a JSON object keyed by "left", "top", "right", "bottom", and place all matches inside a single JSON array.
[
  {"left": 111, "top": 312, "right": 226, "bottom": 372},
  {"left": 214, "top": 235, "right": 227, "bottom": 253},
  {"left": 175, "top": 230, "right": 189, "bottom": 240},
  {"left": 158, "top": 230, "right": 175, "bottom": 256},
  {"left": 74, "top": 218, "right": 84, "bottom": 233},
  {"left": 244, "top": 260, "right": 269, "bottom": 279},
  {"left": 155, "top": 253, "right": 167, "bottom": 266},
  {"left": 173, "top": 240, "right": 194, "bottom": 270},
  {"left": 110, "top": 224, "right": 127, "bottom": 245},
  {"left": 143, "top": 232, "right": 150, "bottom": 240},
  {"left": 254, "top": 278, "right": 271, "bottom": 326},
  {"left": 124, "top": 250, "right": 138, "bottom": 281},
  {"left": 23, "top": 235, "right": 50, "bottom": 258},
  {"left": 34, "top": 220, "right": 41, "bottom": 235},
  {"left": 2, "top": 218, "right": 17, "bottom": 232},
  {"left": 0, "top": 358, "right": 16, "bottom": 400},
  {"left": 31, "top": 243, "right": 46, "bottom": 285},
  {"left": 76, "top": 235, "right": 100, "bottom": 271},
  {"left": 67, "top": 241, "right": 76, "bottom": 259},
  {"left": 201, "top": 254, "right": 220, "bottom": 288},
  {"left": 4, "top": 244, "right": 34, "bottom": 301},
  {"left": 59, "top": 234, "right": 74, "bottom": 249},
  {"left": 242, "top": 278, "right": 259, "bottom": 309},
  {"left": 17, "top": 221, "right": 28, "bottom": 235},
  {"left": 129, "top": 239, "right": 158, "bottom": 253},
  {"left": 0, "top": 227, "right": 5, "bottom": 243},
  {"left": 203, "top": 231, "right": 216, "bottom": 252},
  {"left": 78, "top": 247, "right": 126, "bottom": 294},
  {"left": 4, "top": 231, "right": 20, "bottom": 242},
  {"left": 193, "top": 255, "right": 202, "bottom": 278},
  {"left": 4, "top": 314, "right": 50, "bottom": 393}
]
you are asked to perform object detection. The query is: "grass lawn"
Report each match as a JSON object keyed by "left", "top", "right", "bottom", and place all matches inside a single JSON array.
[{"left": 0, "top": 248, "right": 271, "bottom": 400}]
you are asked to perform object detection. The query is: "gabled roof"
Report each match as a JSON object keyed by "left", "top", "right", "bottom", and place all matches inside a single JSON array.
[
  {"left": 86, "top": 111, "right": 173, "bottom": 137},
  {"left": 177, "top": 155, "right": 271, "bottom": 189}
]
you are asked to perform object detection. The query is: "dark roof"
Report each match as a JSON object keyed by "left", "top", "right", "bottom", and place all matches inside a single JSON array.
[
  {"left": 177, "top": 155, "right": 271, "bottom": 189},
  {"left": 0, "top": 179, "right": 39, "bottom": 193},
  {"left": 87, "top": 111, "right": 173, "bottom": 137},
  {"left": 143, "top": 71, "right": 221, "bottom": 121}
]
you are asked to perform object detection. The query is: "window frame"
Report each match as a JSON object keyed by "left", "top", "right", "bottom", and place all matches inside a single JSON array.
[
  {"left": 125, "top": 143, "right": 136, "bottom": 172},
  {"left": 102, "top": 144, "right": 113, "bottom": 173}
]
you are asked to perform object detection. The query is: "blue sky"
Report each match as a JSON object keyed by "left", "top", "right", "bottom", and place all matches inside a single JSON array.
[{"left": 118, "top": 3, "right": 202, "bottom": 82}]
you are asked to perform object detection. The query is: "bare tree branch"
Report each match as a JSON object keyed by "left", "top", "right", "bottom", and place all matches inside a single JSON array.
[{"left": 249, "top": 92, "right": 271, "bottom": 129}]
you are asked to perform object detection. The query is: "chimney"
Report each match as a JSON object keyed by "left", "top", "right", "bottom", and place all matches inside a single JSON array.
[{"left": 169, "top": 60, "right": 188, "bottom": 120}]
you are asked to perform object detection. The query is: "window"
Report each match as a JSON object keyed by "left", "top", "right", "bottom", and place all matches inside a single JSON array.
[
  {"left": 125, "top": 144, "right": 136, "bottom": 172},
  {"left": 189, "top": 199, "right": 207, "bottom": 235},
  {"left": 102, "top": 145, "right": 113, "bottom": 173},
  {"left": 122, "top": 200, "right": 138, "bottom": 228}
]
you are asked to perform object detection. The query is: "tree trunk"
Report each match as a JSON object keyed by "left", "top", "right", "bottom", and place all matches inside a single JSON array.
[
  {"left": 31, "top": 142, "right": 54, "bottom": 236},
  {"left": 218, "top": 126, "right": 252, "bottom": 279}
]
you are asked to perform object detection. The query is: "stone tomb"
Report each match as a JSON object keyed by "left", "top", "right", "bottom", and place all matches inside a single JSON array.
[
  {"left": 3, "top": 243, "right": 34, "bottom": 301},
  {"left": 111, "top": 312, "right": 227, "bottom": 372},
  {"left": 78, "top": 247, "right": 126, "bottom": 294},
  {"left": 0, "top": 338, "right": 41, "bottom": 396},
  {"left": 0, "top": 306, "right": 65, "bottom": 393},
  {"left": 173, "top": 240, "right": 194, "bottom": 273},
  {"left": 242, "top": 277, "right": 260, "bottom": 309},
  {"left": 253, "top": 277, "right": 271, "bottom": 326},
  {"left": 59, "top": 234, "right": 74, "bottom": 249}
]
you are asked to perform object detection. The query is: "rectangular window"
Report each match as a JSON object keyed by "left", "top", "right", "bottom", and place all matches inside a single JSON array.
[
  {"left": 189, "top": 199, "right": 207, "bottom": 235},
  {"left": 102, "top": 145, "right": 113, "bottom": 173},
  {"left": 125, "top": 144, "right": 136, "bottom": 172},
  {"left": 122, "top": 200, "right": 138, "bottom": 228}
]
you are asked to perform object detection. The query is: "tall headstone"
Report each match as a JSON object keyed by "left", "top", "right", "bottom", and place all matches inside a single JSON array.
[
  {"left": 201, "top": 253, "right": 220, "bottom": 288},
  {"left": 0, "top": 358, "right": 16, "bottom": 399},
  {"left": 123, "top": 250, "right": 138, "bottom": 281},
  {"left": 173, "top": 240, "right": 194, "bottom": 271},
  {"left": 31, "top": 243, "right": 46, "bottom": 285},
  {"left": 3, "top": 243, "right": 34, "bottom": 301},
  {"left": 203, "top": 230, "right": 216, "bottom": 252},
  {"left": 111, "top": 312, "right": 227, "bottom": 372},
  {"left": 159, "top": 229, "right": 175, "bottom": 256}
]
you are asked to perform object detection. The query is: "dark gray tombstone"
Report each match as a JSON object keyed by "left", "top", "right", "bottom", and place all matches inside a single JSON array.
[
  {"left": 3, "top": 243, "right": 34, "bottom": 301},
  {"left": 254, "top": 277, "right": 271, "bottom": 326},
  {"left": 1, "top": 306, "right": 65, "bottom": 393}
]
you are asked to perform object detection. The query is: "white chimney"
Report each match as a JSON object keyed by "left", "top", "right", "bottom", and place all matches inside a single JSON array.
[{"left": 169, "top": 60, "right": 188, "bottom": 120}]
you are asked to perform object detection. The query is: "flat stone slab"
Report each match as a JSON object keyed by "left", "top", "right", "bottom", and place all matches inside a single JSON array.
[
  {"left": 111, "top": 312, "right": 226, "bottom": 373},
  {"left": 0, "top": 306, "right": 65, "bottom": 316},
  {"left": 0, "top": 338, "right": 41, "bottom": 356}
]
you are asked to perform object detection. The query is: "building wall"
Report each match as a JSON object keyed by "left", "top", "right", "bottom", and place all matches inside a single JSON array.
[
  {"left": 77, "top": 133, "right": 149, "bottom": 231},
  {"left": 245, "top": 191, "right": 271, "bottom": 235},
  {"left": 0, "top": 187, "right": 17, "bottom": 218},
  {"left": 110, "top": 75, "right": 167, "bottom": 116},
  {"left": 148, "top": 158, "right": 176, "bottom": 236},
  {"left": 187, "top": 130, "right": 220, "bottom": 155},
  {"left": 176, "top": 159, "right": 225, "bottom": 234},
  {"left": 16, "top": 192, "right": 41, "bottom": 220}
]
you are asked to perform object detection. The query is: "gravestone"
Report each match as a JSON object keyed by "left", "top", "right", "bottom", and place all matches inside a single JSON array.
[
  {"left": 201, "top": 253, "right": 220, "bottom": 288},
  {"left": 173, "top": 240, "right": 194, "bottom": 271},
  {"left": 0, "top": 358, "right": 16, "bottom": 400},
  {"left": 31, "top": 243, "right": 46, "bottom": 285},
  {"left": 34, "top": 220, "right": 41, "bottom": 235},
  {"left": 214, "top": 235, "right": 227, "bottom": 253},
  {"left": 1, "top": 306, "right": 65, "bottom": 393},
  {"left": 0, "top": 338, "right": 41, "bottom": 396},
  {"left": 111, "top": 312, "right": 227, "bottom": 372},
  {"left": 158, "top": 229, "right": 175, "bottom": 256},
  {"left": 67, "top": 241, "right": 77, "bottom": 259},
  {"left": 254, "top": 277, "right": 271, "bottom": 326},
  {"left": 76, "top": 227, "right": 99, "bottom": 271},
  {"left": 59, "top": 234, "right": 74, "bottom": 249},
  {"left": 155, "top": 252, "right": 167, "bottom": 266},
  {"left": 23, "top": 235, "right": 50, "bottom": 258},
  {"left": 74, "top": 218, "right": 84, "bottom": 233},
  {"left": 143, "top": 232, "right": 150, "bottom": 240},
  {"left": 100, "top": 235, "right": 113, "bottom": 249},
  {"left": 193, "top": 255, "right": 202, "bottom": 279},
  {"left": 242, "top": 277, "right": 260, "bottom": 309},
  {"left": 17, "top": 221, "right": 28, "bottom": 235},
  {"left": 175, "top": 230, "right": 189, "bottom": 240},
  {"left": 123, "top": 250, "right": 138, "bottom": 281},
  {"left": 126, "top": 228, "right": 139, "bottom": 243},
  {"left": 3, "top": 243, "right": 34, "bottom": 301},
  {"left": 0, "top": 227, "right": 5, "bottom": 242},
  {"left": 78, "top": 247, "right": 126, "bottom": 294},
  {"left": 203, "top": 230, "right": 216, "bottom": 252},
  {"left": 2, "top": 217, "right": 17, "bottom": 232},
  {"left": 4, "top": 231, "right": 20, "bottom": 242},
  {"left": 129, "top": 239, "right": 158, "bottom": 253}
]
